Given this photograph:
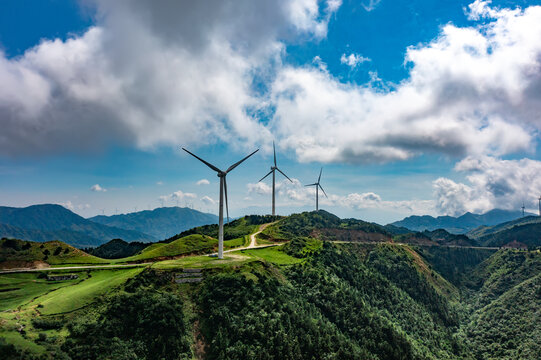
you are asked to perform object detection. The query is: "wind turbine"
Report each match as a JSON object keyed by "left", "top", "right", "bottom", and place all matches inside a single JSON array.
[
  {"left": 258, "top": 141, "right": 292, "bottom": 216},
  {"left": 182, "top": 147, "right": 259, "bottom": 259},
  {"left": 521, "top": 202, "right": 525, "bottom": 217},
  {"left": 305, "top": 168, "right": 327, "bottom": 211},
  {"left": 538, "top": 196, "right": 541, "bottom": 216}
]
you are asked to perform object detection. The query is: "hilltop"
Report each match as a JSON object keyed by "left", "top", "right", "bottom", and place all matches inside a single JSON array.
[
  {"left": 0, "top": 204, "right": 156, "bottom": 247},
  {"left": 89, "top": 206, "right": 218, "bottom": 240},
  {"left": 391, "top": 209, "right": 530, "bottom": 234},
  {"left": 0, "top": 238, "right": 108, "bottom": 269}
]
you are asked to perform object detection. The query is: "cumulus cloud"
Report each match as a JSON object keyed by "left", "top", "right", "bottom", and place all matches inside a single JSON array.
[
  {"left": 433, "top": 156, "right": 541, "bottom": 215},
  {"left": 159, "top": 189, "right": 197, "bottom": 206},
  {"left": 271, "top": 2, "right": 541, "bottom": 163},
  {"left": 196, "top": 179, "right": 210, "bottom": 186},
  {"left": 201, "top": 195, "right": 216, "bottom": 206},
  {"left": 90, "top": 184, "right": 107, "bottom": 192},
  {"left": 340, "top": 53, "right": 370, "bottom": 68},
  {"left": 247, "top": 178, "right": 433, "bottom": 214},
  {"left": 2, "top": 0, "right": 541, "bottom": 174},
  {"left": 0, "top": 0, "right": 339, "bottom": 156},
  {"left": 156, "top": 181, "right": 163, "bottom": 185}
]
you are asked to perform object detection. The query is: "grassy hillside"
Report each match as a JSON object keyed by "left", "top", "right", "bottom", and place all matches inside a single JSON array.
[
  {"left": 260, "top": 210, "right": 390, "bottom": 242},
  {"left": 117, "top": 234, "right": 218, "bottom": 262},
  {"left": 0, "top": 238, "right": 109, "bottom": 269}
]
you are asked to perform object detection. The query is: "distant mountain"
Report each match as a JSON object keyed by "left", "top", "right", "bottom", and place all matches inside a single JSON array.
[
  {"left": 390, "top": 209, "right": 532, "bottom": 234},
  {"left": 89, "top": 207, "right": 218, "bottom": 240},
  {"left": 0, "top": 204, "right": 156, "bottom": 247}
]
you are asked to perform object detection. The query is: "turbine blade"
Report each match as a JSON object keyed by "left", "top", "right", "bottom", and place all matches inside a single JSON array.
[
  {"left": 276, "top": 168, "right": 293, "bottom": 182},
  {"left": 273, "top": 141, "right": 277, "bottom": 167},
  {"left": 226, "top": 149, "right": 259, "bottom": 173},
  {"left": 224, "top": 176, "right": 229, "bottom": 224},
  {"left": 259, "top": 170, "right": 273, "bottom": 182},
  {"left": 182, "top": 148, "right": 222, "bottom": 173},
  {"left": 305, "top": 183, "right": 318, "bottom": 187},
  {"left": 319, "top": 184, "right": 328, "bottom": 198},
  {"left": 318, "top": 167, "right": 322, "bottom": 183}
]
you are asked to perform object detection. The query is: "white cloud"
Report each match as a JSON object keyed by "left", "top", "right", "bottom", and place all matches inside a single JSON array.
[
  {"left": 0, "top": 0, "right": 339, "bottom": 156},
  {"left": 156, "top": 181, "right": 163, "bottom": 186},
  {"left": 196, "top": 179, "right": 210, "bottom": 186},
  {"left": 90, "top": 184, "right": 107, "bottom": 192},
  {"left": 340, "top": 53, "right": 370, "bottom": 68},
  {"left": 434, "top": 156, "right": 541, "bottom": 215},
  {"left": 201, "top": 195, "right": 216, "bottom": 205},
  {"left": 362, "top": 0, "right": 382, "bottom": 12},
  {"left": 58, "top": 201, "right": 74, "bottom": 211},
  {"left": 78, "top": 203, "right": 91, "bottom": 210},
  {"left": 159, "top": 189, "right": 197, "bottom": 206},
  {"left": 2, "top": 0, "right": 541, "bottom": 176},
  {"left": 247, "top": 178, "right": 433, "bottom": 214},
  {"left": 271, "top": 2, "right": 541, "bottom": 164}
]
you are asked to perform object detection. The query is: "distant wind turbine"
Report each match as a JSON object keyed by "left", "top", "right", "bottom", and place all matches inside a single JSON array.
[
  {"left": 182, "top": 147, "right": 259, "bottom": 259},
  {"left": 258, "top": 141, "right": 293, "bottom": 216},
  {"left": 305, "top": 168, "right": 327, "bottom": 211},
  {"left": 538, "top": 196, "right": 541, "bottom": 216},
  {"left": 521, "top": 202, "right": 525, "bottom": 217}
]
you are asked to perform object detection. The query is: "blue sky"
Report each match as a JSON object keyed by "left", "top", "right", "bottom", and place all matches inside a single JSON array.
[{"left": 1, "top": 0, "right": 541, "bottom": 224}]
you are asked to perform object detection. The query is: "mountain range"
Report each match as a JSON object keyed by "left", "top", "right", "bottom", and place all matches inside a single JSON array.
[
  {"left": 0, "top": 205, "right": 156, "bottom": 247},
  {"left": 89, "top": 206, "right": 218, "bottom": 240},
  {"left": 390, "top": 209, "right": 533, "bottom": 234},
  {"left": 0, "top": 204, "right": 219, "bottom": 248}
]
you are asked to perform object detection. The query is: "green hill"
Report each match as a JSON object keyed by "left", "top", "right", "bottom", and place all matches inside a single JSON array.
[
  {"left": 260, "top": 210, "right": 390, "bottom": 242},
  {"left": 475, "top": 222, "right": 541, "bottom": 248},
  {"left": 117, "top": 234, "right": 218, "bottom": 262},
  {"left": 467, "top": 215, "right": 541, "bottom": 239},
  {"left": 0, "top": 238, "right": 109, "bottom": 269},
  {"left": 166, "top": 214, "right": 279, "bottom": 244}
]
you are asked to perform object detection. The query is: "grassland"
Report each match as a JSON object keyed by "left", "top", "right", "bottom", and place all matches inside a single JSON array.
[
  {"left": 0, "top": 239, "right": 109, "bottom": 268},
  {"left": 241, "top": 246, "right": 303, "bottom": 265},
  {"left": 0, "top": 267, "right": 144, "bottom": 356}
]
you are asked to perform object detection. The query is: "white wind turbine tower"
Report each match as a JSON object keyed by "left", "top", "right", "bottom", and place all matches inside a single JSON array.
[
  {"left": 258, "top": 142, "right": 293, "bottom": 216},
  {"left": 538, "top": 196, "right": 541, "bottom": 216},
  {"left": 182, "top": 147, "right": 259, "bottom": 259},
  {"left": 305, "top": 168, "right": 327, "bottom": 211}
]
